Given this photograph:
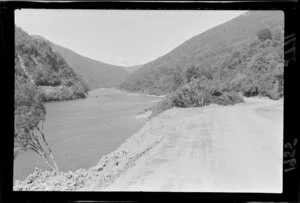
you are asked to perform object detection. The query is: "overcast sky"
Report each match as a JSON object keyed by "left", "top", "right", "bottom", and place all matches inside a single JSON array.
[{"left": 15, "top": 10, "right": 247, "bottom": 67}]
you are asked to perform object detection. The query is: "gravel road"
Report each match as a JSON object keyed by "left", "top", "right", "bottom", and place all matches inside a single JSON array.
[{"left": 98, "top": 97, "right": 283, "bottom": 193}]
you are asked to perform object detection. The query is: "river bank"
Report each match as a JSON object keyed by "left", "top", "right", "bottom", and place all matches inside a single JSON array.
[
  {"left": 13, "top": 105, "right": 170, "bottom": 191},
  {"left": 14, "top": 88, "right": 161, "bottom": 182},
  {"left": 14, "top": 96, "right": 283, "bottom": 191}
]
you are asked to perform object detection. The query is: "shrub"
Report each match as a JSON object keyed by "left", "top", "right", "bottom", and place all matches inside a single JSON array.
[
  {"left": 241, "top": 78, "right": 259, "bottom": 97},
  {"left": 148, "top": 76, "right": 244, "bottom": 118},
  {"left": 257, "top": 28, "right": 273, "bottom": 42},
  {"left": 229, "top": 73, "right": 248, "bottom": 91},
  {"left": 185, "top": 65, "right": 214, "bottom": 83},
  {"left": 169, "top": 77, "right": 243, "bottom": 108},
  {"left": 71, "top": 82, "right": 87, "bottom": 99},
  {"left": 169, "top": 77, "right": 211, "bottom": 107},
  {"left": 185, "top": 65, "right": 200, "bottom": 83},
  {"left": 34, "top": 68, "right": 62, "bottom": 87}
]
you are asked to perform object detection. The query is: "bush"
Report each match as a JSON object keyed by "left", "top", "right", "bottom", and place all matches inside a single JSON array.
[
  {"left": 71, "top": 82, "right": 87, "bottom": 99},
  {"left": 15, "top": 77, "right": 46, "bottom": 132},
  {"left": 147, "top": 74, "right": 245, "bottom": 118},
  {"left": 211, "top": 91, "right": 244, "bottom": 105},
  {"left": 257, "top": 28, "right": 273, "bottom": 42},
  {"left": 242, "top": 79, "right": 259, "bottom": 97},
  {"left": 148, "top": 77, "right": 244, "bottom": 118},
  {"left": 185, "top": 65, "right": 214, "bottom": 83},
  {"left": 169, "top": 77, "right": 212, "bottom": 107},
  {"left": 229, "top": 73, "right": 248, "bottom": 92},
  {"left": 34, "top": 68, "right": 62, "bottom": 87}
]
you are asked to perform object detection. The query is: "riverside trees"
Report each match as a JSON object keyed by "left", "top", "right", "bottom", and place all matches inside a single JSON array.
[
  {"left": 14, "top": 74, "right": 59, "bottom": 171},
  {"left": 14, "top": 50, "right": 59, "bottom": 172}
]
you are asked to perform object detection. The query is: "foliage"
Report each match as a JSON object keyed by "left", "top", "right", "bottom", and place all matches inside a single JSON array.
[
  {"left": 120, "top": 66, "right": 185, "bottom": 95},
  {"left": 257, "top": 28, "right": 273, "bottom": 42},
  {"left": 14, "top": 73, "right": 59, "bottom": 171},
  {"left": 185, "top": 65, "right": 214, "bottom": 83},
  {"left": 15, "top": 26, "right": 88, "bottom": 101},
  {"left": 169, "top": 77, "right": 243, "bottom": 108},
  {"left": 34, "top": 66, "right": 62, "bottom": 86},
  {"left": 169, "top": 77, "right": 213, "bottom": 107},
  {"left": 149, "top": 77, "right": 244, "bottom": 117}
]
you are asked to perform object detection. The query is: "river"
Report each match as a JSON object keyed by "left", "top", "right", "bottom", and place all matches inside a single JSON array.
[{"left": 14, "top": 88, "right": 162, "bottom": 181}]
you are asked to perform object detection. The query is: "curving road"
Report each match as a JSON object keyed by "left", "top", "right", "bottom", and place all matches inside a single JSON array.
[{"left": 99, "top": 97, "right": 283, "bottom": 193}]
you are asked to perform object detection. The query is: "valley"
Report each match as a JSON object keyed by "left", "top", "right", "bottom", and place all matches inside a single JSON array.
[{"left": 14, "top": 10, "right": 284, "bottom": 192}]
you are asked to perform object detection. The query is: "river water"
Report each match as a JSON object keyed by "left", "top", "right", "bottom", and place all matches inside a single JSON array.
[{"left": 14, "top": 88, "right": 161, "bottom": 181}]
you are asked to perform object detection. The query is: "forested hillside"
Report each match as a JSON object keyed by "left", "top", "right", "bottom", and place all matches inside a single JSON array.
[
  {"left": 120, "top": 11, "right": 284, "bottom": 99},
  {"left": 32, "top": 35, "right": 129, "bottom": 90},
  {"left": 15, "top": 26, "right": 89, "bottom": 102}
]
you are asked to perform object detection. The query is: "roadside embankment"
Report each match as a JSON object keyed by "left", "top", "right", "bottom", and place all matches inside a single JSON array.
[{"left": 97, "top": 97, "right": 283, "bottom": 192}]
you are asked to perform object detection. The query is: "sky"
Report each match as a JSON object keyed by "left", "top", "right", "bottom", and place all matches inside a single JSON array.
[{"left": 15, "top": 9, "right": 247, "bottom": 67}]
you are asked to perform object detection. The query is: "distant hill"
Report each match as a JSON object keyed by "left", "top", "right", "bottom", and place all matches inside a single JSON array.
[
  {"left": 120, "top": 11, "right": 284, "bottom": 96},
  {"left": 123, "top": 65, "right": 143, "bottom": 73},
  {"left": 32, "top": 35, "right": 129, "bottom": 90}
]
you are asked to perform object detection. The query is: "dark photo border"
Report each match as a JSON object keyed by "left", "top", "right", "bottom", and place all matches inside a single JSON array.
[{"left": 0, "top": 1, "right": 298, "bottom": 202}]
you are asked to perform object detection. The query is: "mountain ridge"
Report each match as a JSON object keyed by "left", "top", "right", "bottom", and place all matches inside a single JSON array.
[
  {"left": 31, "top": 35, "right": 129, "bottom": 90},
  {"left": 120, "top": 10, "right": 284, "bottom": 96}
]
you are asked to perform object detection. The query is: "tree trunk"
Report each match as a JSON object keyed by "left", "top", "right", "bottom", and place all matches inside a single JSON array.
[
  {"left": 42, "top": 153, "right": 57, "bottom": 172},
  {"left": 49, "top": 153, "right": 59, "bottom": 171},
  {"left": 36, "top": 125, "right": 59, "bottom": 171},
  {"left": 28, "top": 145, "right": 56, "bottom": 171}
]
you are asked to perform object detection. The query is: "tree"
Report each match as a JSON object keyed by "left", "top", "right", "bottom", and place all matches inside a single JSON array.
[
  {"left": 257, "top": 28, "right": 273, "bottom": 42},
  {"left": 14, "top": 75, "right": 59, "bottom": 172},
  {"left": 185, "top": 65, "right": 200, "bottom": 83}
]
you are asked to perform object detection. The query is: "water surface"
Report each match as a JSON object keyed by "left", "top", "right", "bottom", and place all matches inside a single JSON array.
[{"left": 14, "top": 88, "right": 160, "bottom": 181}]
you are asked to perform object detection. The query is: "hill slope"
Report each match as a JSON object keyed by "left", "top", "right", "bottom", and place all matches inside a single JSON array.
[
  {"left": 120, "top": 11, "right": 284, "bottom": 96},
  {"left": 123, "top": 65, "right": 143, "bottom": 73},
  {"left": 15, "top": 26, "right": 88, "bottom": 102},
  {"left": 32, "top": 35, "right": 129, "bottom": 90}
]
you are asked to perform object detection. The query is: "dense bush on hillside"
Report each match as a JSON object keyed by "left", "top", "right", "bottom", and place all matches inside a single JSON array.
[
  {"left": 15, "top": 26, "right": 89, "bottom": 102},
  {"left": 15, "top": 67, "right": 59, "bottom": 171},
  {"left": 122, "top": 27, "right": 284, "bottom": 100},
  {"left": 38, "top": 84, "right": 86, "bottom": 102},
  {"left": 149, "top": 76, "right": 244, "bottom": 117},
  {"left": 120, "top": 66, "right": 185, "bottom": 95},
  {"left": 120, "top": 11, "right": 284, "bottom": 101},
  {"left": 257, "top": 28, "right": 273, "bottom": 42}
]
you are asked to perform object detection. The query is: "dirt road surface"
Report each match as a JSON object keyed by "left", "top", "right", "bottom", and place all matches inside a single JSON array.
[{"left": 97, "top": 97, "right": 283, "bottom": 193}]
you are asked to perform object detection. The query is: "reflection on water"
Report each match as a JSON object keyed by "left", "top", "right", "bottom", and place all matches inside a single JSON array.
[{"left": 14, "top": 88, "right": 160, "bottom": 181}]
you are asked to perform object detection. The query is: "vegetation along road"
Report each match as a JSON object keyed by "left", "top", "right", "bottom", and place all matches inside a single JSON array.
[{"left": 97, "top": 97, "right": 283, "bottom": 192}]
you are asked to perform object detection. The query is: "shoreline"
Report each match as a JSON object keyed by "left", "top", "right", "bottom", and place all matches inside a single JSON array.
[{"left": 112, "top": 87, "right": 166, "bottom": 98}]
